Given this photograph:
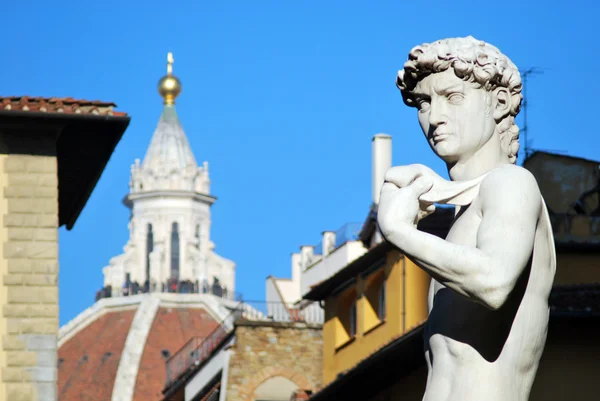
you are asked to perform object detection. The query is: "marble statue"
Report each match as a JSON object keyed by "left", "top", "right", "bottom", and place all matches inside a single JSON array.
[{"left": 377, "top": 36, "right": 556, "bottom": 401}]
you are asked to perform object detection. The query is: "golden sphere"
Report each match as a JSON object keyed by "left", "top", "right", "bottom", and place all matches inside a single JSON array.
[{"left": 158, "top": 75, "right": 182, "bottom": 104}]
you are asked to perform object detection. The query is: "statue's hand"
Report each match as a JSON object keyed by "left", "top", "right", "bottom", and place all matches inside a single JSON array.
[{"left": 377, "top": 175, "right": 435, "bottom": 238}]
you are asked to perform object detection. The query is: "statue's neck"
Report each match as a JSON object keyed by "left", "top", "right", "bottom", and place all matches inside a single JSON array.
[{"left": 447, "top": 136, "right": 511, "bottom": 181}]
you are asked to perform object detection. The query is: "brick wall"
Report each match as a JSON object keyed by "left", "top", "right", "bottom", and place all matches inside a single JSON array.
[
  {"left": 1, "top": 155, "right": 59, "bottom": 401},
  {"left": 225, "top": 322, "right": 322, "bottom": 401}
]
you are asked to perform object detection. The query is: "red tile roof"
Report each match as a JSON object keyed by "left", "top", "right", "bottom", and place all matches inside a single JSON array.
[
  {"left": 0, "top": 96, "right": 127, "bottom": 117},
  {"left": 58, "top": 309, "right": 137, "bottom": 401},
  {"left": 58, "top": 303, "right": 221, "bottom": 401},
  {"left": 133, "top": 308, "right": 220, "bottom": 401}
]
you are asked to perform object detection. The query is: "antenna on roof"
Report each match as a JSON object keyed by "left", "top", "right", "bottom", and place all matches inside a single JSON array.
[{"left": 519, "top": 67, "right": 544, "bottom": 160}]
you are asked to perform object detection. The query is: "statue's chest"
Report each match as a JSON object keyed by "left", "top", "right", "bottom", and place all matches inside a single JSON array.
[{"left": 445, "top": 203, "right": 482, "bottom": 247}]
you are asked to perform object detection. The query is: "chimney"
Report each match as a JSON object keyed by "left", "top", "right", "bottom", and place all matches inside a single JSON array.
[
  {"left": 291, "top": 253, "right": 301, "bottom": 284},
  {"left": 372, "top": 133, "right": 392, "bottom": 204},
  {"left": 300, "top": 245, "right": 315, "bottom": 269},
  {"left": 321, "top": 231, "right": 336, "bottom": 256}
]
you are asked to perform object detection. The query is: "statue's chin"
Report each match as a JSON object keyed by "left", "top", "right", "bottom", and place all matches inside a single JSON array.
[{"left": 431, "top": 144, "right": 460, "bottom": 164}]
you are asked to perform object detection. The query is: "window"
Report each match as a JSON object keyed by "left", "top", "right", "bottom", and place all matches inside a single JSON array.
[
  {"left": 349, "top": 300, "right": 357, "bottom": 337},
  {"left": 335, "top": 288, "right": 358, "bottom": 348},
  {"left": 364, "top": 270, "right": 386, "bottom": 331},
  {"left": 378, "top": 278, "right": 386, "bottom": 320},
  {"left": 195, "top": 224, "right": 201, "bottom": 249},
  {"left": 171, "top": 222, "right": 180, "bottom": 279},
  {"left": 146, "top": 224, "right": 154, "bottom": 282}
]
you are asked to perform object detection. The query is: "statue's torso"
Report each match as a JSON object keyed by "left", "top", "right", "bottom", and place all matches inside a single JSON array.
[{"left": 423, "top": 193, "right": 555, "bottom": 401}]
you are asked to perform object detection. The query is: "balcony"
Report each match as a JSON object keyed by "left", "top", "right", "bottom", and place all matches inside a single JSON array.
[
  {"left": 164, "top": 300, "right": 323, "bottom": 388},
  {"left": 95, "top": 278, "right": 243, "bottom": 302}
]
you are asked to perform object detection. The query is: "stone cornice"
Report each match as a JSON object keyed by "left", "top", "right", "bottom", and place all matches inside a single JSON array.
[{"left": 123, "top": 190, "right": 216, "bottom": 207}]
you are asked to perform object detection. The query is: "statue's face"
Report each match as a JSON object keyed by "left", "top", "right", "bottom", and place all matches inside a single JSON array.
[{"left": 413, "top": 69, "right": 496, "bottom": 164}]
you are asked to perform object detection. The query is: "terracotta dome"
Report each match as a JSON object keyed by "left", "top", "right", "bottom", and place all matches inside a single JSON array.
[{"left": 58, "top": 293, "right": 237, "bottom": 401}]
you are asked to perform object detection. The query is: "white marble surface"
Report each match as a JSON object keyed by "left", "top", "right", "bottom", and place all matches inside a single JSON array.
[{"left": 378, "top": 36, "right": 556, "bottom": 401}]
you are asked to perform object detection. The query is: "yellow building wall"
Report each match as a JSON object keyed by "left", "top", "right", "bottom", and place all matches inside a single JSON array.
[{"left": 322, "top": 250, "right": 430, "bottom": 384}]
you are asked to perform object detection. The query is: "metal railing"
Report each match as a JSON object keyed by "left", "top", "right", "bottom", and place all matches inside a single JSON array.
[
  {"left": 95, "top": 279, "right": 243, "bottom": 302},
  {"left": 164, "top": 300, "right": 323, "bottom": 388}
]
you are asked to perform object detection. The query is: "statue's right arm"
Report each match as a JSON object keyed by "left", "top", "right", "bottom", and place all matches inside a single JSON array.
[{"left": 382, "top": 166, "right": 541, "bottom": 310}]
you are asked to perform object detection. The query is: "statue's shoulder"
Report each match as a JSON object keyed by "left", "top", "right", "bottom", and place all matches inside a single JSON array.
[{"left": 479, "top": 164, "right": 541, "bottom": 203}]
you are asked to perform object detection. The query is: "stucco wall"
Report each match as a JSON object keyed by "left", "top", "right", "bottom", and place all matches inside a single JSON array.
[
  {"left": 322, "top": 250, "right": 430, "bottom": 384},
  {"left": 225, "top": 322, "right": 323, "bottom": 401}
]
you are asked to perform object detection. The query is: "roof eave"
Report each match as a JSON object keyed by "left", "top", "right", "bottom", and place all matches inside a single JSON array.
[{"left": 0, "top": 110, "right": 131, "bottom": 230}]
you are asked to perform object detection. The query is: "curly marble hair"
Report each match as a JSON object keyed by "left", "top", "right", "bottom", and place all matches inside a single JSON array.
[{"left": 396, "top": 36, "right": 523, "bottom": 163}]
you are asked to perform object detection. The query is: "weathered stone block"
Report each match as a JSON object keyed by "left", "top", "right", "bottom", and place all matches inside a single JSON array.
[
  {"left": 40, "top": 320, "right": 59, "bottom": 335},
  {"left": 5, "top": 242, "right": 58, "bottom": 260},
  {"left": 6, "top": 351, "right": 37, "bottom": 367},
  {"left": 8, "top": 260, "right": 32, "bottom": 274},
  {"left": 6, "top": 383, "right": 34, "bottom": 401},
  {"left": 33, "top": 381, "right": 57, "bottom": 401},
  {"left": 33, "top": 350, "right": 57, "bottom": 367},
  {"left": 35, "top": 186, "right": 58, "bottom": 199},
  {"left": 20, "top": 319, "right": 47, "bottom": 335},
  {"left": 4, "top": 305, "right": 29, "bottom": 318},
  {"left": 3, "top": 335, "right": 26, "bottom": 350},
  {"left": 7, "top": 173, "right": 39, "bottom": 187},
  {"left": 39, "top": 287, "right": 58, "bottom": 304},
  {"left": 27, "top": 305, "right": 58, "bottom": 318},
  {"left": 20, "top": 334, "right": 57, "bottom": 351},
  {"left": 5, "top": 157, "right": 26, "bottom": 172},
  {"left": 24, "top": 367, "right": 57, "bottom": 382},
  {"left": 31, "top": 261, "right": 58, "bottom": 274},
  {"left": 2, "top": 367, "right": 24, "bottom": 382},
  {"left": 8, "top": 199, "right": 35, "bottom": 214},
  {"left": 4, "top": 274, "right": 23, "bottom": 285},
  {"left": 24, "top": 157, "right": 51, "bottom": 173},
  {"left": 7, "top": 287, "right": 40, "bottom": 304},
  {"left": 8, "top": 228, "right": 35, "bottom": 241},
  {"left": 38, "top": 175, "right": 57, "bottom": 188},
  {"left": 37, "top": 214, "right": 58, "bottom": 228},
  {"left": 4, "top": 186, "right": 36, "bottom": 198},
  {"left": 33, "top": 228, "right": 58, "bottom": 242},
  {"left": 24, "top": 274, "right": 57, "bottom": 287}
]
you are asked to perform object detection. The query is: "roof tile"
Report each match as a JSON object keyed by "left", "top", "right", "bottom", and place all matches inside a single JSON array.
[{"left": 0, "top": 96, "right": 127, "bottom": 117}]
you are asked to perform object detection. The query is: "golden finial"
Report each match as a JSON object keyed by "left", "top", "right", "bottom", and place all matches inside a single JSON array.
[{"left": 158, "top": 52, "right": 181, "bottom": 105}]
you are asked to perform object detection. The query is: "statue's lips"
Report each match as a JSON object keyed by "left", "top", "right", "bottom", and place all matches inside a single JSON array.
[{"left": 432, "top": 133, "right": 450, "bottom": 142}]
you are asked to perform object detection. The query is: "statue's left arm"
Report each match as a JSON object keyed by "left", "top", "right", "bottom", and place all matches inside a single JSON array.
[{"left": 378, "top": 165, "right": 541, "bottom": 310}]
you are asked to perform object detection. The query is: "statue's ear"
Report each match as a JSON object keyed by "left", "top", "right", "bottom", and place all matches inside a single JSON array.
[{"left": 493, "top": 87, "right": 511, "bottom": 121}]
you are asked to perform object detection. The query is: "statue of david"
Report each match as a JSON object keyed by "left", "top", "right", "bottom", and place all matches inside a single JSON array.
[{"left": 377, "top": 36, "right": 556, "bottom": 401}]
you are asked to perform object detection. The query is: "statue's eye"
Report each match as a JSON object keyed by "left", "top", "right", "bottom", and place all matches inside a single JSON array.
[
  {"left": 417, "top": 98, "right": 430, "bottom": 112},
  {"left": 448, "top": 93, "right": 464, "bottom": 104}
]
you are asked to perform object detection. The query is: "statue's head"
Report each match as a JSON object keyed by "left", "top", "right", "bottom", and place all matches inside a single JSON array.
[{"left": 397, "top": 36, "right": 522, "bottom": 164}]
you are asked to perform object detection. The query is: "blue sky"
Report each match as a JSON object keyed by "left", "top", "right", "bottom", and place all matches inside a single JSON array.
[{"left": 2, "top": 1, "right": 598, "bottom": 325}]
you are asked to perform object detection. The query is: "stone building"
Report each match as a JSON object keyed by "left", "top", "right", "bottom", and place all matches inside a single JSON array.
[
  {"left": 160, "top": 302, "right": 323, "bottom": 401},
  {"left": 0, "top": 96, "right": 130, "bottom": 401},
  {"left": 58, "top": 54, "right": 238, "bottom": 401}
]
